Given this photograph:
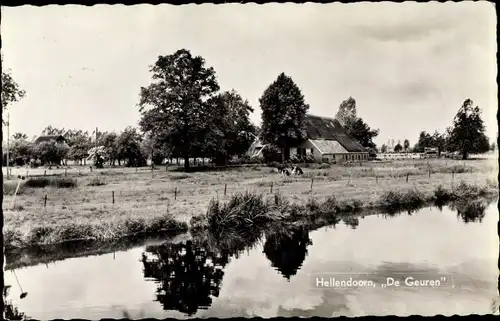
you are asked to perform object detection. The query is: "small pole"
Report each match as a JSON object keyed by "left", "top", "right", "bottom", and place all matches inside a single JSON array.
[
  {"left": 270, "top": 181, "right": 273, "bottom": 193},
  {"left": 406, "top": 173, "right": 409, "bottom": 182},
  {"left": 44, "top": 170, "right": 46, "bottom": 177},
  {"left": 310, "top": 177, "right": 314, "bottom": 192},
  {"left": 26, "top": 170, "right": 29, "bottom": 178},
  {"left": 224, "top": 183, "right": 227, "bottom": 196},
  {"left": 65, "top": 168, "right": 67, "bottom": 177},
  {"left": 376, "top": 175, "right": 378, "bottom": 184},
  {"left": 174, "top": 187, "right": 177, "bottom": 200},
  {"left": 452, "top": 170, "right": 455, "bottom": 180},
  {"left": 44, "top": 195, "right": 47, "bottom": 208},
  {"left": 428, "top": 169, "right": 431, "bottom": 178},
  {"left": 112, "top": 191, "right": 115, "bottom": 204}
]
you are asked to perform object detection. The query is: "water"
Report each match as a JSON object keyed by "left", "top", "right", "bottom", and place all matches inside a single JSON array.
[{"left": 4, "top": 201, "right": 499, "bottom": 319}]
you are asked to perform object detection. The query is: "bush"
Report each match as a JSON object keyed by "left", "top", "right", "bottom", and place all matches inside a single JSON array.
[
  {"left": 262, "top": 145, "right": 282, "bottom": 163},
  {"left": 24, "top": 177, "right": 77, "bottom": 188},
  {"left": 87, "top": 178, "right": 107, "bottom": 186}
]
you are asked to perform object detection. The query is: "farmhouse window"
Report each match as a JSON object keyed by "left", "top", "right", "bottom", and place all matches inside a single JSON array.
[{"left": 311, "top": 148, "right": 314, "bottom": 154}]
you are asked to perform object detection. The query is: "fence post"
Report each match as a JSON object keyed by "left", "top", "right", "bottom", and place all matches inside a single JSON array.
[
  {"left": 270, "top": 181, "right": 273, "bottom": 194},
  {"left": 428, "top": 169, "right": 431, "bottom": 178},
  {"left": 44, "top": 170, "right": 46, "bottom": 177},
  {"left": 112, "top": 191, "right": 115, "bottom": 204},
  {"left": 44, "top": 195, "right": 47, "bottom": 208},
  {"left": 65, "top": 168, "right": 67, "bottom": 177},
  {"left": 310, "top": 177, "right": 314, "bottom": 192},
  {"left": 26, "top": 170, "right": 29, "bottom": 178},
  {"left": 174, "top": 187, "right": 177, "bottom": 200},
  {"left": 406, "top": 173, "right": 409, "bottom": 182},
  {"left": 224, "top": 183, "right": 227, "bottom": 196}
]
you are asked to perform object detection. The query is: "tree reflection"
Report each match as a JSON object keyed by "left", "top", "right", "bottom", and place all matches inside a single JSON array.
[
  {"left": 141, "top": 229, "right": 263, "bottom": 316},
  {"left": 450, "top": 199, "right": 487, "bottom": 223},
  {"left": 263, "top": 225, "right": 312, "bottom": 281},
  {"left": 3, "top": 285, "right": 27, "bottom": 320},
  {"left": 342, "top": 216, "right": 359, "bottom": 229}
]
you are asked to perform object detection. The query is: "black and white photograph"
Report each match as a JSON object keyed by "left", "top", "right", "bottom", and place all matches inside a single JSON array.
[{"left": 2, "top": 1, "right": 498, "bottom": 319}]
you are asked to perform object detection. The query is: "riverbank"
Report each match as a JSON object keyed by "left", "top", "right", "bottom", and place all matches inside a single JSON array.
[{"left": 3, "top": 158, "right": 498, "bottom": 250}]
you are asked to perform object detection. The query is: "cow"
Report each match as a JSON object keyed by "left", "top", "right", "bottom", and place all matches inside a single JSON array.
[{"left": 290, "top": 166, "right": 304, "bottom": 175}]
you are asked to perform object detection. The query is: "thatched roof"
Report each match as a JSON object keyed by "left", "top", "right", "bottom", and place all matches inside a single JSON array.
[
  {"left": 305, "top": 115, "right": 367, "bottom": 153},
  {"left": 34, "top": 135, "right": 67, "bottom": 144}
]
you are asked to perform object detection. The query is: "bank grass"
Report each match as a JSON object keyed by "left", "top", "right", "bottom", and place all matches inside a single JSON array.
[
  {"left": 4, "top": 214, "right": 188, "bottom": 251},
  {"left": 192, "top": 180, "right": 498, "bottom": 233}
]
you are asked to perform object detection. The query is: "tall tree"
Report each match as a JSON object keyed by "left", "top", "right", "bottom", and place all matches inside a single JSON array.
[
  {"left": 403, "top": 139, "right": 410, "bottom": 152},
  {"left": 260, "top": 73, "right": 309, "bottom": 162},
  {"left": 394, "top": 142, "right": 403, "bottom": 152},
  {"left": 98, "top": 131, "right": 119, "bottom": 166},
  {"left": 204, "top": 90, "right": 256, "bottom": 165},
  {"left": 32, "top": 140, "right": 69, "bottom": 166},
  {"left": 138, "top": 49, "right": 220, "bottom": 171},
  {"left": 446, "top": 99, "right": 490, "bottom": 159},
  {"left": 9, "top": 135, "right": 33, "bottom": 166},
  {"left": 334, "top": 96, "right": 357, "bottom": 128},
  {"left": 380, "top": 144, "right": 388, "bottom": 153},
  {"left": 413, "top": 131, "right": 432, "bottom": 152}
]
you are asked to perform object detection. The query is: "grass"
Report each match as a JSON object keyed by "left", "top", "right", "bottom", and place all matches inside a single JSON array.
[{"left": 3, "top": 157, "right": 498, "bottom": 250}]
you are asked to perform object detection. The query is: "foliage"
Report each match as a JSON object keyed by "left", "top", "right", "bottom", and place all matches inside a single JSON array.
[
  {"left": 403, "top": 139, "right": 410, "bottom": 152},
  {"left": 8, "top": 136, "right": 33, "bottom": 166},
  {"left": 31, "top": 140, "right": 69, "bottom": 165},
  {"left": 335, "top": 97, "right": 378, "bottom": 150},
  {"left": 1, "top": 67, "right": 26, "bottom": 112},
  {"left": 380, "top": 144, "right": 388, "bottom": 153},
  {"left": 24, "top": 177, "right": 77, "bottom": 188},
  {"left": 139, "top": 49, "right": 220, "bottom": 171},
  {"left": 446, "top": 99, "right": 490, "bottom": 159},
  {"left": 98, "top": 132, "right": 119, "bottom": 165},
  {"left": 394, "top": 142, "right": 403, "bottom": 152},
  {"left": 335, "top": 96, "right": 357, "bottom": 128},
  {"left": 12, "top": 132, "right": 28, "bottom": 140},
  {"left": 413, "top": 130, "right": 447, "bottom": 155},
  {"left": 259, "top": 73, "right": 309, "bottom": 162},
  {"left": 116, "top": 126, "right": 147, "bottom": 167},
  {"left": 204, "top": 90, "right": 257, "bottom": 165},
  {"left": 344, "top": 117, "right": 379, "bottom": 150},
  {"left": 261, "top": 144, "right": 283, "bottom": 163},
  {"left": 64, "top": 129, "right": 92, "bottom": 163},
  {"left": 41, "top": 125, "right": 65, "bottom": 136}
]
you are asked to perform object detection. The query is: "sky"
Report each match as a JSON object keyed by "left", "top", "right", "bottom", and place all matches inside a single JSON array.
[{"left": 1, "top": 2, "right": 497, "bottom": 147}]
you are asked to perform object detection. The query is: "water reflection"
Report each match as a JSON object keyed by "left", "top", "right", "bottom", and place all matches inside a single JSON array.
[
  {"left": 450, "top": 199, "right": 488, "bottom": 223},
  {"left": 263, "top": 226, "right": 312, "bottom": 281},
  {"left": 141, "top": 240, "right": 229, "bottom": 316},
  {"left": 3, "top": 286, "right": 28, "bottom": 320},
  {"left": 3, "top": 198, "right": 498, "bottom": 319}
]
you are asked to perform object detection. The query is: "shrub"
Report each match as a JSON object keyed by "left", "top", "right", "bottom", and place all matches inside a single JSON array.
[
  {"left": 24, "top": 177, "right": 77, "bottom": 188},
  {"left": 3, "top": 181, "right": 25, "bottom": 196},
  {"left": 87, "top": 178, "right": 107, "bottom": 186},
  {"left": 434, "top": 185, "right": 452, "bottom": 203}
]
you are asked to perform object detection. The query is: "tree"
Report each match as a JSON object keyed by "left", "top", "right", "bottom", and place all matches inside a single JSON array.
[
  {"left": 12, "top": 132, "right": 28, "bottom": 140},
  {"left": 346, "top": 118, "right": 379, "bottom": 150},
  {"left": 380, "top": 144, "right": 388, "bottom": 153},
  {"left": 260, "top": 73, "right": 309, "bottom": 162},
  {"left": 32, "top": 140, "right": 69, "bottom": 165},
  {"left": 413, "top": 131, "right": 432, "bottom": 152},
  {"left": 491, "top": 142, "right": 496, "bottom": 152},
  {"left": 394, "top": 143, "right": 403, "bottom": 152},
  {"left": 403, "top": 139, "right": 410, "bottom": 152},
  {"left": 446, "top": 99, "right": 490, "bottom": 160},
  {"left": 335, "top": 96, "right": 357, "bottom": 128},
  {"left": 431, "top": 130, "right": 446, "bottom": 157},
  {"left": 1, "top": 61, "right": 26, "bottom": 113},
  {"left": 115, "top": 127, "right": 147, "bottom": 167},
  {"left": 64, "top": 129, "right": 92, "bottom": 165},
  {"left": 138, "top": 49, "right": 220, "bottom": 171},
  {"left": 41, "top": 126, "right": 65, "bottom": 136},
  {"left": 98, "top": 132, "right": 119, "bottom": 166},
  {"left": 9, "top": 136, "right": 33, "bottom": 166},
  {"left": 204, "top": 90, "right": 256, "bottom": 165}
]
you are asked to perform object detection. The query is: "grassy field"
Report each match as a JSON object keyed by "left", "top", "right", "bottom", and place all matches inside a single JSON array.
[{"left": 3, "top": 157, "right": 498, "bottom": 250}]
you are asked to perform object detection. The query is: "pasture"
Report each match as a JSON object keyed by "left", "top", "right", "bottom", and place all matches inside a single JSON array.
[{"left": 2, "top": 157, "right": 498, "bottom": 249}]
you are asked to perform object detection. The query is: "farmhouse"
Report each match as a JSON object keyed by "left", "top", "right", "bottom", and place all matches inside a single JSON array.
[
  {"left": 34, "top": 135, "right": 67, "bottom": 144},
  {"left": 247, "top": 115, "right": 369, "bottom": 162}
]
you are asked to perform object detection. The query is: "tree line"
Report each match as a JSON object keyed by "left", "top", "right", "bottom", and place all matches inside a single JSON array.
[
  {"left": 2, "top": 49, "right": 495, "bottom": 170},
  {"left": 379, "top": 99, "right": 493, "bottom": 159}
]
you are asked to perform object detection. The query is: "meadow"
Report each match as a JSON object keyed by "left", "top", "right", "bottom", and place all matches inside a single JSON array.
[{"left": 3, "top": 157, "right": 498, "bottom": 250}]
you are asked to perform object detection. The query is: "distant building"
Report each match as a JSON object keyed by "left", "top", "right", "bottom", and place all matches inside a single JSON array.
[
  {"left": 247, "top": 114, "right": 369, "bottom": 162},
  {"left": 424, "top": 147, "right": 438, "bottom": 157},
  {"left": 34, "top": 135, "right": 67, "bottom": 145}
]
